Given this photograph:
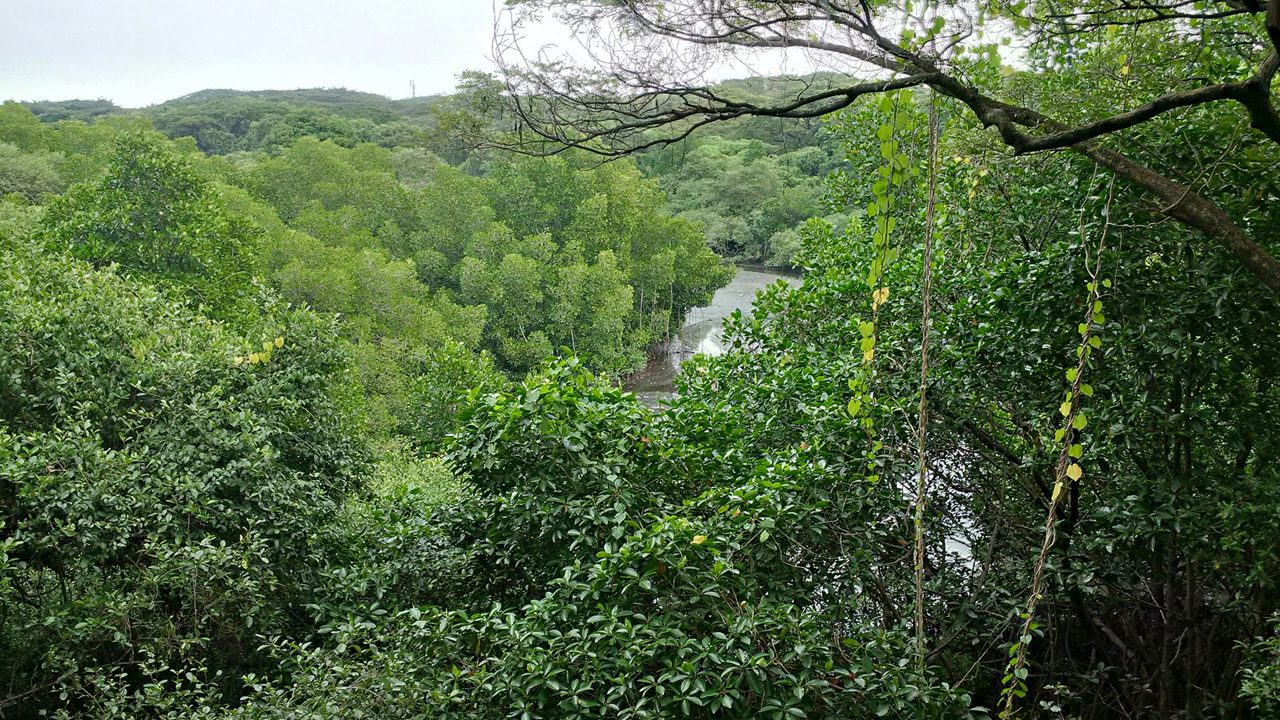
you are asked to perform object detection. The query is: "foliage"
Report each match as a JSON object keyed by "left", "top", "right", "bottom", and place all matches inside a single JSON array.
[
  {"left": 39, "top": 133, "right": 260, "bottom": 322},
  {"left": 1241, "top": 615, "right": 1280, "bottom": 716},
  {"left": 144, "top": 89, "right": 438, "bottom": 155},
  {"left": 368, "top": 449, "right": 461, "bottom": 504},
  {"left": 663, "top": 86, "right": 1280, "bottom": 717},
  {"left": 397, "top": 340, "right": 506, "bottom": 451},
  {"left": 0, "top": 141, "right": 63, "bottom": 202},
  {"left": 7, "top": 91, "right": 734, "bottom": 444},
  {"left": 7, "top": 28, "right": 1279, "bottom": 716},
  {"left": 237, "top": 138, "right": 729, "bottom": 376},
  {"left": 225, "top": 359, "right": 976, "bottom": 719},
  {"left": 0, "top": 102, "right": 154, "bottom": 186},
  {"left": 498, "top": 0, "right": 1280, "bottom": 294},
  {"left": 650, "top": 136, "right": 835, "bottom": 264},
  {"left": 0, "top": 227, "right": 368, "bottom": 718},
  {"left": 20, "top": 98, "right": 123, "bottom": 123}
]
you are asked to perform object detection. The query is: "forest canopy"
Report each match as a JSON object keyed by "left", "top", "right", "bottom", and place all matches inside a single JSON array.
[{"left": 2, "top": 1, "right": 1280, "bottom": 716}]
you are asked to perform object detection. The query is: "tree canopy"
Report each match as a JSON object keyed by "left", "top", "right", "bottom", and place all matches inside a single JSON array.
[
  {"left": 494, "top": 0, "right": 1280, "bottom": 293},
  {"left": 3, "top": 20, "right": 1280, "bottom": 718}
]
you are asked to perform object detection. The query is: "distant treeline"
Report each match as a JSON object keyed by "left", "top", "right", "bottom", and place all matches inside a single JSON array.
[{"left": 19, "top": 74, "right": 857, "bottom": 266}]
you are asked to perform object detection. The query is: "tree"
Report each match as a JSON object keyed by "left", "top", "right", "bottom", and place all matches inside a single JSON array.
[
  {"left": 0, "top": 219, "right": 368, "bottom": 717},
  {"left": 0, "top": 101, "right": 51, "bottom": 150},
  {"left": 653, "top": 137, "right": 826, "bottom": 262},
  {"left": 39, "top": 133, "right": 260, "bottom": 322},
  {"left": 0, "top": 142, "right": 62, "bottom": 202},
  {"left": 495, "top": 0, "right": 1280, "bottom": 293}
]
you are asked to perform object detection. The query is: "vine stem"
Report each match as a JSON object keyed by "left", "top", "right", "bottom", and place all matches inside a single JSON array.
[
  {"left": 1000, "top": 177, "right": 1115, "bottom": 718},
  {"left": 913, "top": 90, "right": 939, "bottom": 678}
]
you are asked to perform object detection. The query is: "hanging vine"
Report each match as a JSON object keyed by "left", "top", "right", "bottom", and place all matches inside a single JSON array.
[
  {"left": 848, "top": 91, "right": 917, "bottom": 481},
  {"left": 844, "top": 87, "right": 940, "bottom": 682},
  {"left": 1000, "top": 177, "right": 1116, "bottom": 717},
  {"left": 912, "top": 90, "right": 940, "bottom": 675}
]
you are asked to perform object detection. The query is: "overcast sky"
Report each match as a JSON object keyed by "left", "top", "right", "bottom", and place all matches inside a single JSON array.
[
  {"left": 0, "top": 1, "right": 845, "bottom": 108},
  {"left": 0, "top": 1, "right": 524, "bottom": 107}
]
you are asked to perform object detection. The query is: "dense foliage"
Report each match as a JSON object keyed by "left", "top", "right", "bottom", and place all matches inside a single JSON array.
[
  {"left": 17, "top": 78, "right": 845, "bottom": 267},
  {"left": 0, "top": 100, "right": 731, "bottom": 446},
  {"left": 3, "top": 6, "right": 1280, "bottom": 713},
  {"left": 0, "top": 206, "right": 369, "bottom": 714}
]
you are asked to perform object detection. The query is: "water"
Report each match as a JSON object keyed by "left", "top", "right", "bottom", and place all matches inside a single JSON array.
[
  {"left": 622, "top": 267, "right": 977, "bottom": 565},
  {"left": 624, "top": 266, "right": 795, "bottom": 405}
]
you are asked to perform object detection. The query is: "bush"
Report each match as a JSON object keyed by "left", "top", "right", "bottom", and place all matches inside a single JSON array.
[
  {"left": 1241, "top": 615, "right": 1280, "bottom": 716},
  {"left": 39, "top": 133, "right": 260, "bottom": 323},
  {"left": 0, "top": 141, "right": 63, "bottom": 202},
  {"left": 0, "top": 233, "right": 368, "bottom": 718},
  {"left": 222, "top": 359, "right": 975, "bottom": 719}
]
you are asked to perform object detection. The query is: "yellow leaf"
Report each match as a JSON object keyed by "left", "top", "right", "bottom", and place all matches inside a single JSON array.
[
  {"left": 249, "top": 353, "right": 261, "bottom": 364},
  {"left": 1059, "top": 401, "right": 1072, "bottom": 417},
  {"left": 233, "top": 356, "right": 245, "bottom": 366},
  {"left": 863, "top": 348, "right": 876, "bottom": 363},
  {"left": 1051, "top": 481, "right": 1064, "bottom": 502},
  {"left": 691, "top": 535, "right": 707, "bottom": 546},
  {"left": 1066, "top": 464, "right": 1083, "bottom": 481},
  {"left": 872, "top": 287, "right": 890, "bottom": 310},
  {"left": 274, "top": 336, "right": 284, "bottom": 348}
]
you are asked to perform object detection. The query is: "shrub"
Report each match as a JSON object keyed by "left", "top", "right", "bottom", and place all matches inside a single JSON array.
[{"left": 0, "top": 233, "right": 368, "bottom": 717}]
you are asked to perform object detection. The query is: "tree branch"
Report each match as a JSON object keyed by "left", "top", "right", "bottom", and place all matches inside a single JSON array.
[{"left": 495, "top": 0, "right": 1280, "bottom": 293}]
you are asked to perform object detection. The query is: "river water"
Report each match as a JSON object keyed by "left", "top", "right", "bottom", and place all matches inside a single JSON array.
[
  {"left": 624, "top": 266, "right": 795, "bottom": 405},
  {"left": 622, "top": 267, "right": 976, "bottom": 563}
]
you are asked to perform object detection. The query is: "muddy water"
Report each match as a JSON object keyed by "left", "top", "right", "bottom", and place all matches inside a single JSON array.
[{"left": 624, "top": 266, "right": 795, "bottom": 405}]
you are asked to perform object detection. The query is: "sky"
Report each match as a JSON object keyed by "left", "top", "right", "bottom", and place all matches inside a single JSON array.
[
  {"left": 0, "top": 0, "right": 526, "bottom": 107},
  {"left": 0, "top": 1, "right": 842, "bottom": 109}
]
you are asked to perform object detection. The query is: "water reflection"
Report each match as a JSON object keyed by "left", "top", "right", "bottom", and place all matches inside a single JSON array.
[{"left": 624, "top": 266, "right": 794, "bottom": 405}]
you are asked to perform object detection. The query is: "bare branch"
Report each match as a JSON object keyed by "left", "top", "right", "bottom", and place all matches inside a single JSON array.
[{"left": 492, "top": 0, "right": 1280, "bottom": 293}]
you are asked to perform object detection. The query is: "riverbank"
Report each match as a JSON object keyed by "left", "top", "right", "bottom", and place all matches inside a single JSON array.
[{"left": 623, "top": 265, "right": 797, "bottom": 405}]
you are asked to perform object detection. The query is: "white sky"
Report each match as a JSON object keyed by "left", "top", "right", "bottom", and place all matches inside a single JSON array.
[
  {"left": 0, "top": 1, "right": 847, "bottom": 108},
  {"left": 0, "top": 0, "right": 522, "bottom": 107}
]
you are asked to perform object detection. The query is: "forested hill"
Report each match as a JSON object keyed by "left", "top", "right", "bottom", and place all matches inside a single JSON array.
[
  {"left": 161, "top": 88, "right": 444, "bottom": 117},
  {"left": 24, "top": 87, "right": 442, "bottom": 122},
  {"left": 19, "top": 77, "right": 849, "bottom": 265},
  {"left": 21, "top": 77, "right": 847, "bottom": 147}
]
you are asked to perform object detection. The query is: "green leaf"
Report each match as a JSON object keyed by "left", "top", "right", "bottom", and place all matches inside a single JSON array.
[{"left": 847, "top": 398, "right": 862, "bottom": 417}]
